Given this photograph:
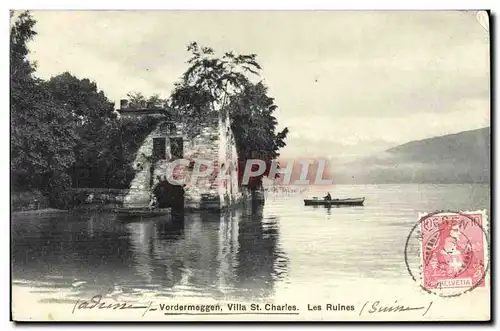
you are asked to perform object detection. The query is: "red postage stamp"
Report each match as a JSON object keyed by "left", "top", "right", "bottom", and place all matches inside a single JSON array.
[{"left": 419, "top": 210, "right": 489, "bottom": 294}]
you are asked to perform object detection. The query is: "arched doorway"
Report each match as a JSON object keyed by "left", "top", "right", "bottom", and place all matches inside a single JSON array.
[{"left": 152, "top": 180, "right": 184, "bottom": 209}]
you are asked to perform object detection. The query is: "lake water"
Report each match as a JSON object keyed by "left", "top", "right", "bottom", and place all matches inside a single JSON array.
[{"left": 11, "top": 184, "right": 490, "bottom": 313}]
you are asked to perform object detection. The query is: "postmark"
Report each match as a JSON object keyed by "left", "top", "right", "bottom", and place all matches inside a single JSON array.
[{"left": 405, "top": 210, "right": 490, "bottom": 297}]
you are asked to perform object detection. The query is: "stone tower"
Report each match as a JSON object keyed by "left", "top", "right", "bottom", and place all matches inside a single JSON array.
[{"left": 117, "top": 99, "right": 246, "bottom": 211}]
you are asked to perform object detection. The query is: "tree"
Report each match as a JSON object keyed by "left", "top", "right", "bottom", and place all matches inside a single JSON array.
[
  {"left": 126, "top": 92, "right": 167, "bottom": 109},
  {"left": 170, "top": 42, "right": 262, "bottom": 137},
  {"left": 10, "top": 11, "right": 173, "bottom": 201},
  {"left": 126, "top": 91, "right": 146, "bottom": 108},
  {"left": 46, "top": 80, "right": 168, "bottom": 189},
  {"left": 226, "top": 81, "right": 289, "bottom": 188},
  {"left": 11, "top": 79, "right": 77, "bottom": 192},
  {"left": 170, "top": 42, "right": 289, "bottom": 189},
  {"left": 145, "top": 93, "right": 167, "bottom": 108},
  {"left": 46, "top": 72, "right": 118, "bottom": 188},
  {"left": 10, "top": 11, "right": 77, "bottom": 206},
  {"left": 10, "top": 11, "right": 36, "bottom": 85},
  {"left": 227, "top": 81, "right": 289, "bottom": 161},
  {"left": 47, "top": 72, "right": 116, "bottom": 125}
]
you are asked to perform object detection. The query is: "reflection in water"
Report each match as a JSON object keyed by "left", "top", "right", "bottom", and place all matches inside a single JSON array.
[
  {"left": 127, "top": 222, "right": 155, "bottom": 283},
  {"left": 236, "top": 203, "right": 288, "bottom": 298},
  {"left": 309, "top": 204, "right": 362, "bottom": 215},
  {"left": 124, "top": 202, "right": 288, "bottom": 299},
  {"left": 11, "top": 201, "right": 289, "bottom": 301},
  {"left": 12, "top": 184, "right": 490, "bottom": 305}
]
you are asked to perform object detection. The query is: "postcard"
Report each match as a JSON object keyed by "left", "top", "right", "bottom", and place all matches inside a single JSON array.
[{"left": 10, "top": 10, "right": 491, "bottom": 322}]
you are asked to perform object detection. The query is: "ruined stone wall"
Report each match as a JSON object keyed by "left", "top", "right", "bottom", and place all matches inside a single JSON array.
[
  {"left": 123, "top": 112, "right": 244, "bottom": 210},
  {"left": 156, "top": 122, "right": 221, "bottom": 210},
  {"left": 217, "top": 112, "right": 243, "bottom": 209},
  {"left": 177, "top": 112, "right": 243, "bottom": 210},
  {"left": 123, "top": 122, "right": 170, "bottom": 207}
]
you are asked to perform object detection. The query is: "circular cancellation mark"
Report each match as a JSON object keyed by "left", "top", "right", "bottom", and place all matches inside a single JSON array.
[{"left": 404, "top": 210, "right": 490, "bottom": 298}]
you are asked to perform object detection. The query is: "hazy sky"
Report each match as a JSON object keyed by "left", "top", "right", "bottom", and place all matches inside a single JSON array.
[{"left": 26, "top": 10, "right": 490, "bottom": 161}]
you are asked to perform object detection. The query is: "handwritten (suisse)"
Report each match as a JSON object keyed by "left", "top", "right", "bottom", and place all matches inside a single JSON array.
[{"left": 359, "top": 300, "right": 433, "bottom": 317}]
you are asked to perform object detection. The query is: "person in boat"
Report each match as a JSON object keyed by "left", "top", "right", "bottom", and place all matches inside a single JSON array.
[{"left": 324, "top": 192, "right": 332, "bottom": 201}]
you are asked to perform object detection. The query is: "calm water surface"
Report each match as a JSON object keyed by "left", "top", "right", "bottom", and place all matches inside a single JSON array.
[{"left": 11, "top": 184, "right": 490, "bottom": 302}]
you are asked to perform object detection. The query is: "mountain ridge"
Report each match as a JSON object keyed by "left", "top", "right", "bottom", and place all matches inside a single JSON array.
[{"left": 333, "top": 127, "right": 490, "bottom": 184}]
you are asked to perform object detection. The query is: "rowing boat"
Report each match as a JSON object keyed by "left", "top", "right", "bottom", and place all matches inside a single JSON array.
[{"left": 304, "top": 197, "right": 365, "bottom": 206}]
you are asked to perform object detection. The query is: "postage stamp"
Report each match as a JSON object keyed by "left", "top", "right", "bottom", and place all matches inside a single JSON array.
[{"left": 418, "top": 210, "right": 489, "bottom": 296}]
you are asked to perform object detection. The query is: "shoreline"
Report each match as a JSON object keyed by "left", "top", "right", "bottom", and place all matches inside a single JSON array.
[{"left": 11, "top": 208, "right": 69, "bottom": 216}]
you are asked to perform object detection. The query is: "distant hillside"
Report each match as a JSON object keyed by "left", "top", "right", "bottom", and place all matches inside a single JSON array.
[{"left": 334, "top": 127, "right": 490, "bottom": 184}]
